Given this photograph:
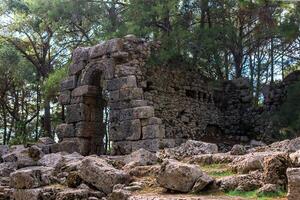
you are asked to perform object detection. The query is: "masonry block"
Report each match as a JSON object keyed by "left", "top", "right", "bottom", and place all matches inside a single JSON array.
[
  {"left": 110, "top": 119, "right": 141, "bottom": 141},
  {"left": 72, "top": 85, "right": 99, "bottom": 97},
  {"left": 142, "top": 124, "right": 165, "bottom": 139},
  {"left": 75, "top": 122, "right": 103, "bottom": 138},
  {"left": 61, "top": 76, "right": 77, "bottom": 91},
  {"left": 106, "top": 76, "right": 137, "bottom": 91},
  {"left": 119, "top": 106, "right": 154, "bottom": 121},
  {"left": 119, "top": 87, "right": 143, "bottom": 100},
  {"left": 58, "top": 90, "right": 71, "bottom": 105},
  {"left": 56, "top": 123, "right": 75, "bottom": 141}
]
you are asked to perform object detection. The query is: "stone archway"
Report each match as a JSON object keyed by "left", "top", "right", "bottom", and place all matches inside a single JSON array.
[{"left": 56, "top": 36, "right": 166, "bottom": 155}]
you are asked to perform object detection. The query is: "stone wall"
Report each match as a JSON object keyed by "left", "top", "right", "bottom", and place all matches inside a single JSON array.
[
  {"left": 56, "top": 36, "right": 300, "bottom": 155},
  {"left": 57, "top": 36, "right": 169, "bottom": 155},
  {"left": 142, "top": 67, "right": 257, "bottom": 146},
  {"left": 142, "top": 66, "right": 224, "bottom": 143}
]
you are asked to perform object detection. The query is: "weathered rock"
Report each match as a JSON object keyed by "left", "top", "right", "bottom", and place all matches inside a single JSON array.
[
  {"left": 263, "top": 153, "right": 291, "bottom": 186},
  {"left": 230, "top": 145, "right": 246, "bottom": 155},
  {"left": 38, "top": 152, "right": 65, "bottom": 169},
  {"left": 0, "top": 145, "right": 9, "bottom": 159},
  {"left": 28, "top": 145, "right": 44, "bottom": 161},
  {"left": 157, "top": 159, "right": 213, "bottom": 193},
  {"left": 289, "top": 150, "right": 300, "bottom": 167},
  {"left": 192, "top": 173, "right": 215, "bottom": 193},
  {"left": 287, "top": 168, "right": 300, "bottom": 200},
  {"left": 124, "top": 148, "right": 158, "bottom": 167},
  {"left": 126, "top": 165, "right": 160, "bottom": 177},
  {"left": 287, "top": 137, "right": 300, "bottom": 152},
  {"left": 187, "top": 153, "right": 236, "bottom": 165},
  {"left": 107, "top": 184, "right": 131, "bottom": 200},
  {"left": 56, "top": 188, "right": 104, "bottom": 200},
  {"left": 166, "top": 140, "right": 218, "bottom": 159},
  {"left": 230, "top": 152, "right": 283, "bottom": 174},
  {"left": 35, "top": 137, "right": 56, "bottom": 154},
  {"left": 56, "top": 124, "right": 75, "bottom": 141},
  {"left": 2, "top": 146, "right": 38, "bottom": 168},
  {"left": 217, "top": 171, "right": 263, "bottom": 192},
  {"left": 58, "top": 152, "right": 84, "bottom": 172},
  {"left": 256, "top": 184, "right": 279, "bottom": 197},
  {"left": 66, "top": 171, "right": 82, "bottom": 188},
  {"left": 11, "top": 188, "right": 43, "bottom": 200},
  {"left": 0, "top": 162, "right": 17, "bottom": 177},
  {"left": 10, "top": 166, "right": 54, "bottom": 189},
  {"left": 78, "top": 156, "right": 131, "bottom": 194}
]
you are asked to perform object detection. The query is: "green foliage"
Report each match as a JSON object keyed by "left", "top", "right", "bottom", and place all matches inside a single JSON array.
[{"left": 42, "top": 66, "right": 68, "bottom": 100}]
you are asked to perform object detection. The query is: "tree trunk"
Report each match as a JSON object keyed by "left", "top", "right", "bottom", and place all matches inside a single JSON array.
[
  {"left": 249, "top": 53, "right": 254, "bottom": 98},
  {"left": 270, "top": 37, "right": 274, "bottom": 84},
  {"left": 43, "top": 99, "right": 52, "bottom": 137},
  {"left": 35, "top": 82, "right": 40, "bottom": 140}
]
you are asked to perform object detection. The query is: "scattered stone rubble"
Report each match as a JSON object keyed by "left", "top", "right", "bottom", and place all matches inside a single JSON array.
[{"left": 0, "top": 137, "right": 299, "bottom": 199}]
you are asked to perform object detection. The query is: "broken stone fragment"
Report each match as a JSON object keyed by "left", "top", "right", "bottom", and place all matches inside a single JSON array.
[
  {"left": 78, "top": 156, "right": 131, "bottom": 194},
  {"left": 10, "top": 166, "right": 55, "bottom": 189},
  {"left": 287, "top": 168, "right": 300, "bottom": 200},
  {"left": 157, "top": 159, "right": 213, "bottom": 193},
  {"left": 123, "top": 148, "right": 158, "bottom": 168}
]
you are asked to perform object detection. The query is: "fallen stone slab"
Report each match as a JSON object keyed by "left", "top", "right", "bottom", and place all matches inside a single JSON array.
[
  {"left": 10, "top": 166, "right": 55, "bottom": 189},
  {"left": 187, "top": 153, "right": 237, "bottom": 165},
  {"left": 263, "top": 153, "right": 291, "bottom": 186},
  {"left": 217, "top": 171, "right": 263, "bottom": 192},
  {"left": 38, "top": 152, "right": 65, "bottom": 169},
  {"left": 78, "top": 156, "right": 131, "bottom": 194},
  {"left": 157, "top": 159, "right": 214, "bottom": 193},
  {"left": 165, "top": 140, "right": 218, "bottom": 159},
  {"left": 229, "top": 151, "right": 284, "bottom": 174}
]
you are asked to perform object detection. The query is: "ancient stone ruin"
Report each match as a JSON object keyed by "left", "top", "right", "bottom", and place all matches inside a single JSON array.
[
  {"left": 56, "top": 35, "right": 300, "bottom": 156},
  {"left": 2, "top": 34, "right": 300, "bottom": 198}
]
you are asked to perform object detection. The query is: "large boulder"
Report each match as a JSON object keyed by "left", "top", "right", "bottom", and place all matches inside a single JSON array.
[
  {"left": 10, "top": 166, "right": 54, "bottom": 189},
  {"left": 217, "top": 171, "right": 263, "bottom": 192},
  {"left": 230, "top": 152, "right": 282, "bottom": 174},
  {"left": 166, "top": 140, "right": 218, "bottom": 158},
  {"left": 287, "top": 168, "right": 300, "bottom": 200},
  {"left": 256, "top": 184, "right": 279, "bottom": 197},
  {"left": 78, "top": 156, "right": 131, "bottom": 194},
  {"left": 157, "top": 159, "right": 214, "bottom": 193},
  {"left": 263, "top": 153, "right": 291, "bottom": 187},
  {"left": 2, "top": 146, "right": 38, "bottom": 168},
  {"left": 290, "top": 150, "right": 300, "bottom": 167}
]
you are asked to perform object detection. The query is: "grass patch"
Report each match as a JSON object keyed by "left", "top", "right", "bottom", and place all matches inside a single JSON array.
[
  {"left": 226, "top": 189, "right": 287, "bottom": 200},
  {"left": 200, "top": 163, "right": 235, "bottom": 178}
]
